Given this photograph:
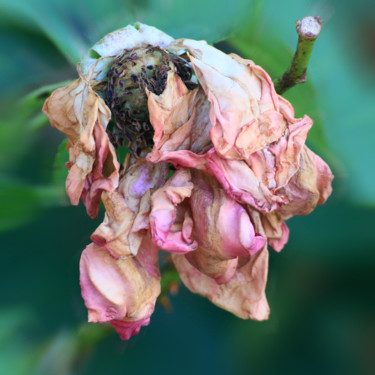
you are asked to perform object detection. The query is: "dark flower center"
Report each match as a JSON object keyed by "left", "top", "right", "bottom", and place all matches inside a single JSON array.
[{"left": 103, "top": 45, "right": 196, "bottom": 156}]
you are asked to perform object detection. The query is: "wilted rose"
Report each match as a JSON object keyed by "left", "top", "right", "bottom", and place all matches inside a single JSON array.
[{"left": 44, "top": 23, "right": 333, "bottom": 340}]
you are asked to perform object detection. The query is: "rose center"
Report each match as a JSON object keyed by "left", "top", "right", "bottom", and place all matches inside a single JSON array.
[{"left": 104, "top": 45, "right": 196, "bottom": 156}]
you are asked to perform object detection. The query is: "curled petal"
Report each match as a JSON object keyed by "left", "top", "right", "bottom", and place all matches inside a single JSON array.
[
  {"left": 169, "top": 40, "right": 286, "bottom": 159},
  {"left": 110, "top": 318, "right": 152, "bottom": 341},
  {"left": 247, "top": 116, "right": 313, "bottom": 191},
  {"left": 206, "top": 149, "right": 285, "bottom": 212},
  {"left": 149, "top": 169, "right": 198, "bottom": 253},
  {"left": 79, "top": 237, "right": 160, "bottom": 340},
  {"left": 146, "top": 71, "right": 212, "bottom": 169},
  {"left": 279, "top": 146, "right": 334, "bottom": 218},
  {"left": 185, "top": 172, "right": 266, "bottom": 283},
  {"left": 249, "top": 210, "right": 289, "bottom": 253},
  {"left": 91, "top": 159, "right": 168, "bottom": 258},
  {"left": 173, "top": 247, "right": 270, "bottom": 320},
  {"left": 43, "top": 78, "right": 119, "bottom": 218}
]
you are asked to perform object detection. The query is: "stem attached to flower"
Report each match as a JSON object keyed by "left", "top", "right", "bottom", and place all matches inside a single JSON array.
[{"left": 274, "top": 16, "right": 323, "bottom": 95}]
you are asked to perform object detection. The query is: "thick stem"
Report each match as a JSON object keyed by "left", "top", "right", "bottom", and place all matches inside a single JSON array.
[{"left": 274, "top": 16, "right": 323, "bottom": 95}]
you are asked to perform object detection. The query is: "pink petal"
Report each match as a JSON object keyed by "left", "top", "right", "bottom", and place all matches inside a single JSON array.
[
  {"left": 149, "top": 169, "right": 198, "bottom": 253},
  {"left": 173, "top": 246, "right": 270, "bottom": 320},
  {"left": 185, "top": 171, "right": 266, "bottom": 282},
  {"left": 169, "top": 40, "right": 286, "bottom": 159},
  {"left": 79, "top": 238, "right": 160, "bottom": 340},
  {"left": 91, "top": 159, "right": 168, "bottom": 259},
  {"left": 80, "top": 122, "right": 119, "bottom": 219},
  {"left": 206, "top": 149, "right": 285, "bottom": 212},
  {"left": 43, "top": 79, "right": 120, "bottom": 219},
  {"left": 247, "top": 116, "right": 313, "bottom": 191},
  {"left": 146, "top": 71, "right": 212, "bottom": 168},
  {"left": 279, "top": 146, "right": 334, "bottom": 218},
  {"left": 249, "top": 210, "right": 290, "bottom": 253},
  {"left": 110, "top": 317, "right": 152, "bottom": 341}
]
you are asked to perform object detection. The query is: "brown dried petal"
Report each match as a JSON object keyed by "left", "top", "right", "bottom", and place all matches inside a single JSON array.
[{"left": 43, "top": 78, "right": 119, "bottom": 218}]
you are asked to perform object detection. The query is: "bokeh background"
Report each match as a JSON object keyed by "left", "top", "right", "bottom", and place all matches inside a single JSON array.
[{"left": 1, "top": 0, "right": 375, "bottom": 374}]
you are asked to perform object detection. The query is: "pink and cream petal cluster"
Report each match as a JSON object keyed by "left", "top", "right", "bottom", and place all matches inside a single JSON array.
[{"left": 44, "top": 24, "right": 334, "bottom": 341}]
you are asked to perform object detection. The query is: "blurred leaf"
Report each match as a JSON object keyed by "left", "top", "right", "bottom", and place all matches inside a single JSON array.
[
  {"left": 35, "top": 324, "right": 113, "bottom": 375},
  {"left": 0, "top": 308, "right": 40, "bottom": 375},
  {"left": 160, "top": 268, "right": 180, "bottom": 296},
  {"left": 0, "top": 0, "right": 256, "bottom": 65},
  {"left": 138, "top": 0, "right": 255, "bottom": 43},
  {"left": 23, "top": 80, "right": 73, "bottom": 106},
  {"left": 0, "top": 181, "right": 60, "bottom": 231},
  {"left": 0, "top": 80, "right": 70, "bottom": 173},
  {"left": 22, "top": 80, "right": 73, "bottom": 130},
  {"left": 0, "top": 0, "right": 144, "bottom": 63},
  {"left": 0, "top": 17, "right": 74, "bottom": 96},
  {"left": 0, "top": 182, "right": 40, "bottom": 231},
  {"left": 0, "top": 0, "right": 89, "bottom": 63},
  {"left": 53, "top": 138, "right": 69, "bottom": 205}
]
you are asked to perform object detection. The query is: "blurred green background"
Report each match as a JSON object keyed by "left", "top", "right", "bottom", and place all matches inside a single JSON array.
[{"left": 1, "top": 0, "right": 374, "bottom": 374}]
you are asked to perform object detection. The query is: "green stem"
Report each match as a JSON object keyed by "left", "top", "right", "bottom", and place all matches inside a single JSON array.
[{"left": 274, "top": 16, "right": 323, "bottom": 95}]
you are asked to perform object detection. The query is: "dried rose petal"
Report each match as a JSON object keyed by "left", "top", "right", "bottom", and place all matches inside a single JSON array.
[
  {"left": 278, "top": 146, "right": 334, "bottom": 218},
  {"left": 185, "top": 171, "right": 266, "bottom": 283},
  {"left": 91, "top": 159, "right": 168, "bottom": 258},
  {"left": 43, "top": 79, "right": 119, "bottom": 219},
  {"left": 44, "top": 22, "right": 335, "bottom": 340},
  {"left": 79, "top": 236, "right": 160, "bottom": 340},
  {"left": 149, "top": 169, "right": 198, "bottom": 253},
  {"left": 173, "top": 246, "right": 270, "bottom": 320},
  {"left": 168, "top": 40, "right": 286, "bottom": 159},
  {"left": 146, "top": 71, "right": 212, "bottom": 169}
]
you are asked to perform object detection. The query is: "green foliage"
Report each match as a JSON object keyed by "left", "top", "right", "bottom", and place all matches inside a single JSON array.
[
  {"left": 0, "top": 308, "right": 41, "bottom": 375},
  {"left": 52, "top": 138, "right": 70, "bottom": 205}
]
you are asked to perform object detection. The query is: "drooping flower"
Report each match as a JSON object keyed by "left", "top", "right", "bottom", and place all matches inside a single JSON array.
[
  {"left": 44, "top": 23, "right": 334, "bottom": 340},
  {"left": 80, "top": 235, "right": 160, "bottom": 340}
]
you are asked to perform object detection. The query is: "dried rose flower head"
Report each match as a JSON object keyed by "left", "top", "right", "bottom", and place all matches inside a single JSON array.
[{"left": 43, "top": 23, "right": 333, "bottom": 340}]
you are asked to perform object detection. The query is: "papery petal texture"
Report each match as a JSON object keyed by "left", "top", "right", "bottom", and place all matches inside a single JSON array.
[
  {"left": 79, "top": 236, "right": 160, "bottom": 340},
  {"left": 44, "top": 22, "right": 335, "bottom": 339},
  {"left": 184, "top": 171, "right": 266, "bottom": 283},
  {"left": 149, "top": 169, "right": 197, "bottom": 253},
  {"left": 43, "top": 78, "right": 119, "bottom": 219},
  {"left": 206, "top": 149, "right": 285, "bottom": 212},
  {"left": 278, "top": 146, "right": 334, "bottom": 218},
  {"left": 146, "top": 71, "right": 212, "bottom": 169},
  {"left": 173, "top": 246, "right": 270, "bottom": 320},
  {"left": 248, "top": 210, "right": 289, "bottom": 253},
  {"left": 91, "top": 159, "right": 168, "bottom": 258},
  {"left": 168, "top": 40, "right": 286, "bottom": 159}
]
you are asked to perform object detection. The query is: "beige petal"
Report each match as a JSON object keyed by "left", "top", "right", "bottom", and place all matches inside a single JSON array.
[
  {"left": 185, "top": 171, "right": 265, "bottom": 283},
  {"left": 43, "top": 78, "right": 119, "bottom": 218},
  {"left": 80, "top": 236, "right": 160, "bottom": 340},
  {"left": 91, "top": 159, "right": 168, "bottom": 258},
  {"left": 249, "top": 209, "right": 289, "bottom": 253},
  {"left": 149, "top": 169, "right": 198, "bottom": 253},
  {"left": 279, "top": 146, "right": 334, "bottom": 218},
  {"left": 169, "top": 39, "right": 286, "bottom": 159},
  {"left": 173, "top": 246, "right": 270, "bottom": 320}
]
